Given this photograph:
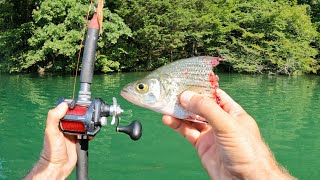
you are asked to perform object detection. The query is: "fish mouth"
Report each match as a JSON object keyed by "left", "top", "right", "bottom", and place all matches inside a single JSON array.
[
  {"left": 120, "top": 89, "right": 129, "bottom": 98},
  {"left": 121, "top": 89, "right": 150, "bottom": 108},
  {"left": 121, "top": 89, "right": 164, "bottom": 113},
  {"left": 120, "top": 90, "right": 136, "bottom": 104},
  {"left": 120, "top": 89, "right": 128, "bottom": 94}
]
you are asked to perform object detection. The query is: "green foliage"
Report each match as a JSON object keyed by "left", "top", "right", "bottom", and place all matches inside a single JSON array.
[
  {"left": 0, "top": 0, "right": 320, "bottom": 74},
  {"left": 297, "top": 0, "right": 320, "bottom": 73},
  {"left": 298, "top": 0, "right": 320, "bottom": 23},
  {"left": 216, "top": 1, "right": 319, "bottom": 74},
  {"left": 23, "top": 0, "right": 131, "bottom": 73},
  {"left": 112, "top": 0, "right": 219, "bottom": 70},
  {"left": 0, "top": 0, "right": 37, "bottom": 72},
  {"left": 110, "top": 0, "right": 319, "bottom": 74},
  {"left": 97, "top": 8, "right": 132, "bottom": 72},
  {"left": 0, "top": 0, "right": 131, "bottom": 73},
  {"left": 21, "top": 0, "right": 87, "bottom": 72},
  {"left": 96, "top": 55, "right": 120, "bottom": 73}
]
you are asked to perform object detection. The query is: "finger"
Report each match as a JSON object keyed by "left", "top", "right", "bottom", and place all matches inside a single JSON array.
[
  {"left": 216, "top": 89, "right": 246, "bottom": 117},
  {"left": 65, "top": 134, "right": 77, "bottom": 144},
  {"left": 65, "top": 135, "right": 77, "bottom": 156},
  {"left": 190, "top": 122, "right": 209, "bottom": 132},
  {"left": 64, "top": 135, "right": 77, "bottom": 172},
  {"left": 180, "top": 91, "right": 236, "bottom": 133},
  {"left": 46, "top": 102, "right": 68, "bottom": 132},
  {"left": 216, "top": 89, "right": 259, "bottom": 132},
  {"left": 162, "top": 115, "right": 201, "bottom": 146},
  {"left": 88, "top": 136, "right": 95, "bottom": 141}
]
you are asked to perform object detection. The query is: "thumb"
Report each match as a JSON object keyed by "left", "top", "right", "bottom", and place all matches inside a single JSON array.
[
  {"left": 180, "top": 91, "right": 236, "bottom": 133},
  {"left": 46, "top": 102, "right": 68, "bottom": 131}
]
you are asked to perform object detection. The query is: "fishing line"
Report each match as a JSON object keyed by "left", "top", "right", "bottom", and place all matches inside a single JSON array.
[
  {"left": 72, "top": 0, "right": 104, "bottom": 98},
  {"left": 72, "top": 0, "right": 95, "bottom": 99}
]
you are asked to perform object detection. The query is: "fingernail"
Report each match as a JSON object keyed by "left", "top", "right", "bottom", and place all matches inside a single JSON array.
[
  {"left": 57, "top": 102, "right": 68, "bottom": 109},
  {"left": 56, "top": 102, "right": 68, "bottom": 116},
  {"left": 180, "top": 91, "right": 195, "bottom": 107}
]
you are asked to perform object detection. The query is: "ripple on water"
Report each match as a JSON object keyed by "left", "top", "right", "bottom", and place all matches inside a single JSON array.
[
  {"left": 0, "top": 73, "right": 319, "bottom": 179},
  {"left": 0, "top": 160, "right": 6, "bottom": 179}
]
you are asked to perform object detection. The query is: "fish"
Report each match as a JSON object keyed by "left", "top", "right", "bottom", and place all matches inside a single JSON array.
[{"left": 120, "top": 56, "right": 223, "bottom": 122}]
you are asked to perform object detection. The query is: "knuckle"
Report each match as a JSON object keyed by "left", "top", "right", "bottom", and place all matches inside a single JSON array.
[{"left": 173, "top": 119, "right": 183, "bottom": 130}]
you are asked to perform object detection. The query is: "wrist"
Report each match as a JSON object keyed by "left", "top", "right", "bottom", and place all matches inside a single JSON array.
[
  {"left": 247, "top": 160, "right": 295, "bottom": 180},
  {"left": 245, "top": 144, "right": 295, "bottom": 180},
  {"left": 24, "top": 157, "right": 66, "bottom": 180}
]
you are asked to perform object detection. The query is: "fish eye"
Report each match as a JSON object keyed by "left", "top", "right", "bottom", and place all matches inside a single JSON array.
[{"left": 135, "top": 82, "right": 149, "bottom": 93}]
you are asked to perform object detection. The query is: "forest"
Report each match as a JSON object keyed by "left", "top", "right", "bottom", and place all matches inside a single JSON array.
[{"left": 0, "top": 0, "right": 319, "bottom": 75}]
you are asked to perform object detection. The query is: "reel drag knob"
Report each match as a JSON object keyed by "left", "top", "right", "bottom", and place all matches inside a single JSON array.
[{"left": 117, "top": 120, "right": 142, "bottom": 140}]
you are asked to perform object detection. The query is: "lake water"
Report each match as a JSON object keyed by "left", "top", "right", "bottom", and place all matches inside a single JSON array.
[{"left": 0, "top": 72, "right": 319, "bottom": 179}]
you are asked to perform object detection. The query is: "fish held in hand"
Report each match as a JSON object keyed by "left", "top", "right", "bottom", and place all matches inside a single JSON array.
[{"left": 121, "top": 56, "right": 223, "bottom": 122}]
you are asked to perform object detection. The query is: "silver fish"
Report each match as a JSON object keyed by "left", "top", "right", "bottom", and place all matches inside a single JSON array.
[{"left": 120, "top": 56, "right": 222, "bottom": 122}]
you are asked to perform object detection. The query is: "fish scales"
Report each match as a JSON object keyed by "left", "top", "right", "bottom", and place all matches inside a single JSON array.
[
  {"left": 121, "top": 56, "right": 222, "bottom": 122},
  {"left": 152, "top": 57, "right": 217, "bottom": 97}
]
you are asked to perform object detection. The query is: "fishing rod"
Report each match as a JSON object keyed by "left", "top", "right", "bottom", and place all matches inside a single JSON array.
[{"left": 57, "top": 13, "right": 142, "bottom": 180}]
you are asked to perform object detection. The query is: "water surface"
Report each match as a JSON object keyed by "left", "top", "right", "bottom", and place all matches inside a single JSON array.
[{"left": 0, "top": 73, "right": 319, "bottom": 179}]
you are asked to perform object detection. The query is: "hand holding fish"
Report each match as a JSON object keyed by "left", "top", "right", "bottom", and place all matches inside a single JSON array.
[
  {"left": 122, "top": 56, "right": 295, "bottom": 179},
  {"left": 162, "top": 89, "right": 295, "bottom": 180}
]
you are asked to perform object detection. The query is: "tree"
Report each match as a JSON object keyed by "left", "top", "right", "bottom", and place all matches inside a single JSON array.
[
  {"left": 109, "top": 0, "right": 222, "bottom": 70},
  {"left": 1, "top": 0, "right": 131, "bottom": 73},
  {"left": 297, "top": 0, "right": 320, "bottom": 73},
  {"left": 211, "top": 0, "right": 319, "bottom": 74},
  {"left": 1, "top": 0, "right": 319, "bottom": 74},
  {"left": 298, "top": 0, "right": 320, "bottom": 23},
  {"left": 0, "top": 0, "right": 38, "bottom": 72},
  {"left": 109, "top": 0, "right": 319, "bottom": 74}
]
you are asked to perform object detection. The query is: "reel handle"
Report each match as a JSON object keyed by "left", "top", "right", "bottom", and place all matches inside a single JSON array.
[{"left": 117, "top": 120, "right": 142, "bottom": 140}]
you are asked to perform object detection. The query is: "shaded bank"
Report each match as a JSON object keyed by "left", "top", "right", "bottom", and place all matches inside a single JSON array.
[{"left": 0, "top": 0, "right": 319, "bottom": 75}]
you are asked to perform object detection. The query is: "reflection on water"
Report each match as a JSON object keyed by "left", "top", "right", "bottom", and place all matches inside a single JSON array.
[
  {"left": 221, "top": 74, "right": 320, "bottom": 179},
  {"left": 0, "top": 160, "right": 6, "bottom": 179},
  {"left": 0, "top": 73, "right": 319, "bottom": 179}
]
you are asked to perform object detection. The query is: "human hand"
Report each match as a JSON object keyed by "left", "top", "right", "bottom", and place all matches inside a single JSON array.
[
  {"left": 162, "top": 89, "right": 295, "bottom": 180},
  {"left": 24, "top": 102, "right": 77, "bottom": 180}
]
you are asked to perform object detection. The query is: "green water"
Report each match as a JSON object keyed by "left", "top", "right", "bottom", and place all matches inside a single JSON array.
[{"left": 0, "top": 73, "right": 319, "bottom": 179}]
